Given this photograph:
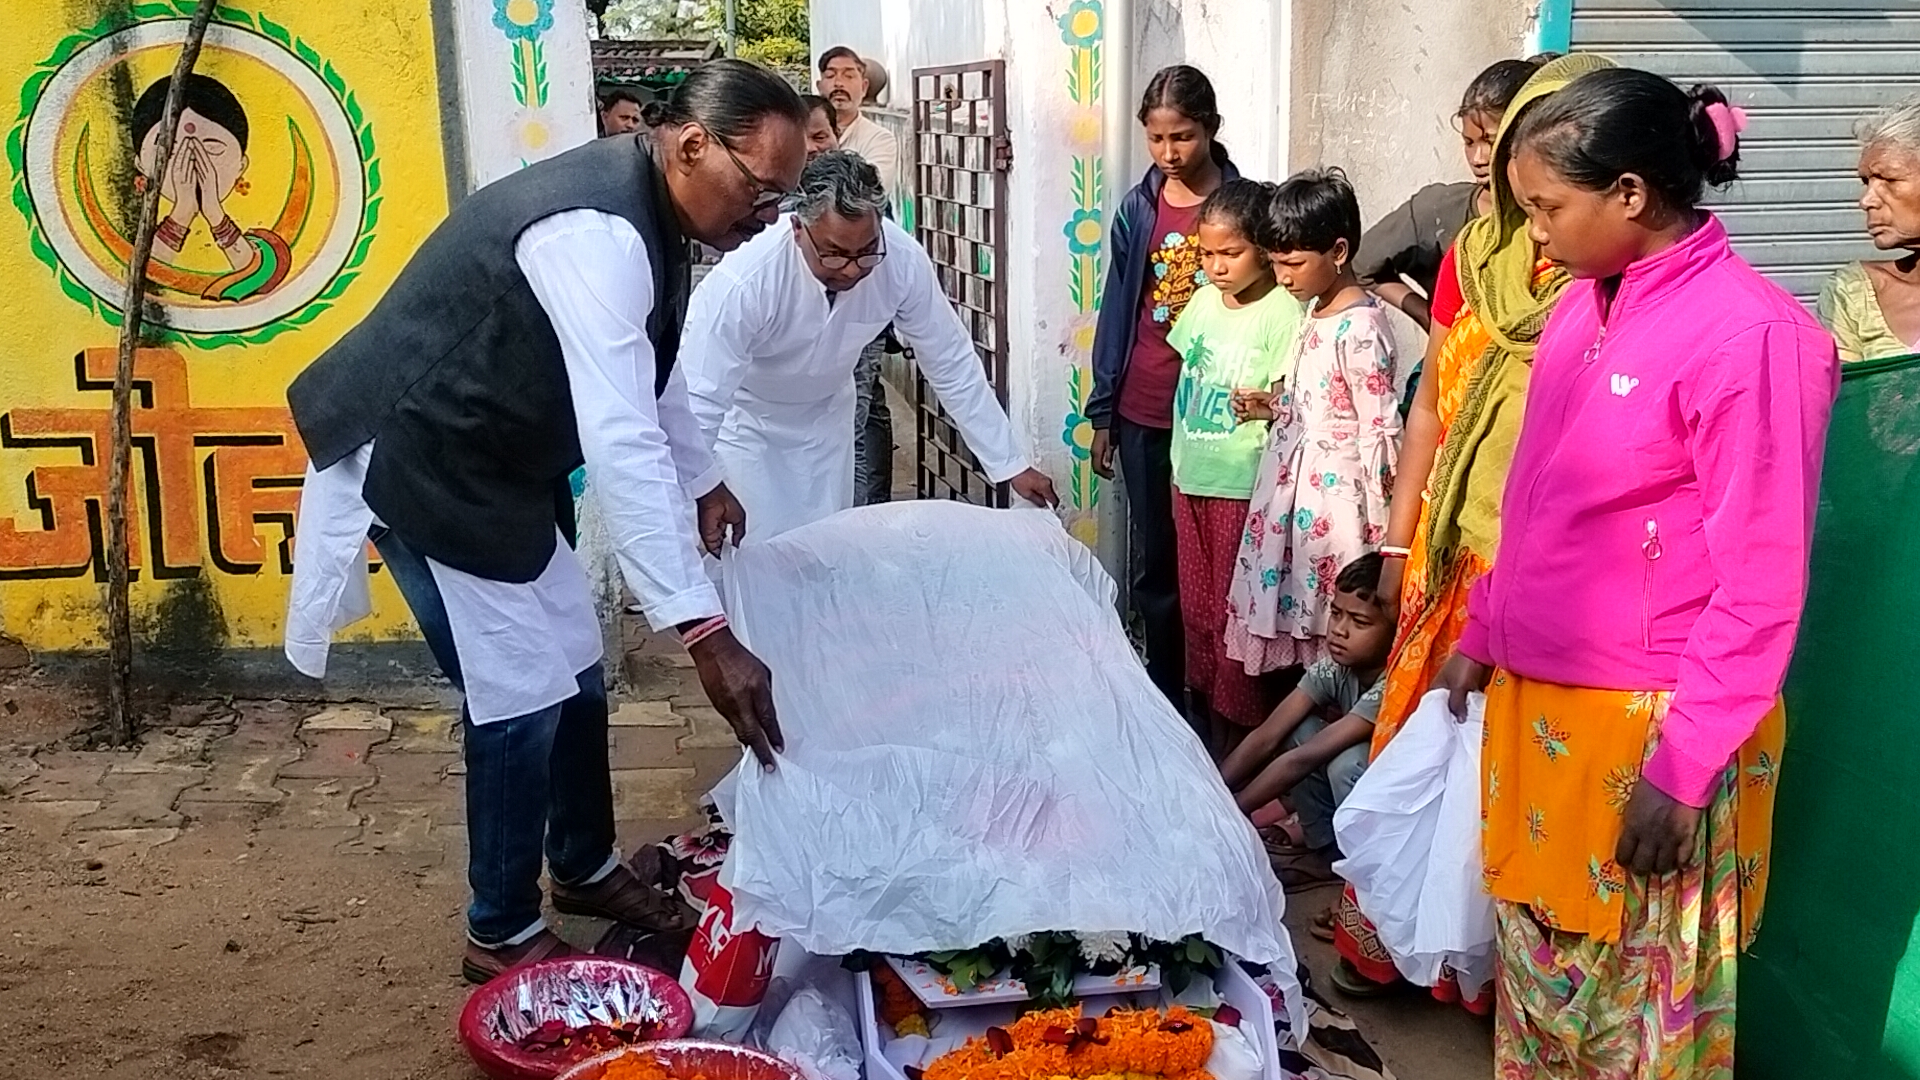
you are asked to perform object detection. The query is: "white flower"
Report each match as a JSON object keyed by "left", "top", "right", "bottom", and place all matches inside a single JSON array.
[{"left": 1077, "top": 931, "right": 1131, "bottom": 966}]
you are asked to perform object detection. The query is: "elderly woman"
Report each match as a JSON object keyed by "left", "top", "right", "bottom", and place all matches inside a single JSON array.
[{"left": 1821, "top": 94, "right": 1920, "bottom": 362}]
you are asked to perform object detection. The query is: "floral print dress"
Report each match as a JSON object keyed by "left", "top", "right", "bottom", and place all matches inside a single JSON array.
[{"left": 1225, "top": 297, "right": 1400, "bottom": 674}]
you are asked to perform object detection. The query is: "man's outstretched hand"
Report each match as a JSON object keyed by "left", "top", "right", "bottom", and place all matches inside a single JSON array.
[
  {"left": 686, "top": 627, "right": 782, "bottom": 770},
  {"left": 696, "top": 483, "right": 748, "bottom": 555},
  {"left": 1009, "top": 468, "right": 1060, "bottom": 509}
]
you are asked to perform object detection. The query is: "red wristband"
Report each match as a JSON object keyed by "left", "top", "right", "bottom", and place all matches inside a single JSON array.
[{"left": 680, "top": 615, "right": 728, "bottom": 649}]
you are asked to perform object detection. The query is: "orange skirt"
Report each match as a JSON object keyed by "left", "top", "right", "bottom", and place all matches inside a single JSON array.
[{"left": 1480, "top": 671, "right": 1781, "bottom": 945}]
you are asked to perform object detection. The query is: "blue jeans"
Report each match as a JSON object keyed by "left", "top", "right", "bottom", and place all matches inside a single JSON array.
[
  {"left": 1114, "top": 418, "right": 1184, "bottom": 711},
  {"left": 372, "top": 528, "right": 616, "bottom": 946}
]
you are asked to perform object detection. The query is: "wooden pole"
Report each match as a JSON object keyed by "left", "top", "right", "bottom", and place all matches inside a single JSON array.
[{"left": 104, "top": 0, "right": 219, "bottom": 745}]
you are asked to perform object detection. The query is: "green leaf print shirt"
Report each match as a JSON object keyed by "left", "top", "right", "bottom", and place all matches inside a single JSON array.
[{"left": 1168, "top": 283, "right": 1304, "bottom": 499}]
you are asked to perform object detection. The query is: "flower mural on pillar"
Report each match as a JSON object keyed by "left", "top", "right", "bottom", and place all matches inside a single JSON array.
[
  {"left": 1058, "top": 0, "right": 1105, "bottom": 541},
  {"left": 495, "top": 0, "right": 554, "bottom": 109},
  {"left": 495, "top": 0, "right": 555, "bottom": 38},
  {"left": 1065, "top": 209, "right": 1103, "bottom": 259},
  {"left": 1059, "top": 0, "right": 1104, "bottom": 53}
]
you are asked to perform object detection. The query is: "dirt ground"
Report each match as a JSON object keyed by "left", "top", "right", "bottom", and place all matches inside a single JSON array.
[{"left": 0, "top": 599, "right": 739, "bottom": 1080}]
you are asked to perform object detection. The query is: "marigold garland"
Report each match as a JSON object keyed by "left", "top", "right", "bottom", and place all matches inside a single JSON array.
[
  {"left": 585, "top": 1052, "right": 715, "bottom": 1080},
  {"left": 924, "top": 1006, "right": 1214, "bottom": 1080},
  {"left": 874, "top": 962, "right": 931, "bottom": 1032}
]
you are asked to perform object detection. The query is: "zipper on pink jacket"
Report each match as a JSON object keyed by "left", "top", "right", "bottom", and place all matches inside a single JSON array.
[
  {"left": 1641, "top": 516, "right": 1662, "bottom": 650},
  {"left": 1583, "top": 324, "right": 1606, "bottom": 365}
]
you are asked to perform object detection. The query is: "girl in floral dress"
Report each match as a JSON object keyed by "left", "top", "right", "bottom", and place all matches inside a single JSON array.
[{"left": 1226, "top": 170, "right": 1399, "bottom": 674}]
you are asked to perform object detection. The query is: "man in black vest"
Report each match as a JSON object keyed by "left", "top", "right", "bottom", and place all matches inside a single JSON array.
[{"left": 282, "top": 61, "right": 809, "bottom": 981}]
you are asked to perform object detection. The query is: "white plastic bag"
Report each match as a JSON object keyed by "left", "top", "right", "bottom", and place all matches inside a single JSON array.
[
  {"left": 1331, "top": 689, "right": 1494, "bottom": 997},
  {"left": 1206, "top": 1022, "right": 1264, "bottom": 1080},
  {"left": 710, "top": 502, "right": 1302, "bottom": 1035},
  {"left": 762, "top": 985, "right": 862, "bottom": 1080}
]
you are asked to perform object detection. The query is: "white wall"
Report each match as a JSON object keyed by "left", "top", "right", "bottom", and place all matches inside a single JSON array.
[
  {"left": 1133, "top": 0, "right": 1289, "bottom": 184},
  {"left": 1288, "top": 0, "right": 1533, "bottom": 233},
  {"left": 809, "top": 0, "right": 999, "bottom": 102},
  {"left": 1286, "top": 0, "right": 1533, "bottom": 377}
]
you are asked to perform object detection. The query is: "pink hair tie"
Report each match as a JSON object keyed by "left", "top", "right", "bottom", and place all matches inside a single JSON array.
[{"left": 1705, "top": 101, "right": 1748, "bottom": 163}]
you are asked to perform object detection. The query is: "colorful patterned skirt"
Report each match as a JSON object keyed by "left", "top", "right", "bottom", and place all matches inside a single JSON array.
[
  {"left": 1482, "top": 671, "right": 1782, "bottom": 1080},
  {"left": 1172, "top": 490, "right": 1280, "bottom": 727}
]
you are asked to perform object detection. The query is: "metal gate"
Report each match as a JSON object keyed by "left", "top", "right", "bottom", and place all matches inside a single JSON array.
[
  {"left": 908, "top": 61, "right": 1011, "bottom": 506},
  {"left": 1572, "top": 0, "right": 1920, "bottom": 304}
]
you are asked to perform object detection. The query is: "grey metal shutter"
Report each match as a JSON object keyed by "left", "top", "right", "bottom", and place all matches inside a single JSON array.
[{"left": 1571, "top": 1, "right": 1920, "bottom": 303}]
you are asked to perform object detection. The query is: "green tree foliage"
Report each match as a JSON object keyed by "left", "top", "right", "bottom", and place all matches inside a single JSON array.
[{"left": 601, "top": 0, "right": 809, "bottom": 65}]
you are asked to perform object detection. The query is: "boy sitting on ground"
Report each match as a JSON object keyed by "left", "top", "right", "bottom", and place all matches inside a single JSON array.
[{"left": 1220, "top": 553, "right": 1394, "bottom": 891}]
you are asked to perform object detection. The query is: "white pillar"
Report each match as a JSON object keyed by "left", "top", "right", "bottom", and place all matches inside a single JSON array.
[
  {"left": 997, "top": 0, "right": 1126, "bottom": 578},
  {"left": 448, "top": 0, "right": 597, "bottom": 190}
]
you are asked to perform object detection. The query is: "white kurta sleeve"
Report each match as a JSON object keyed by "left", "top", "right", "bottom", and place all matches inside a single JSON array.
[
  {"left": 657, "top": 364, "right": 723, "bottom": 497},
  {"left": 516, "top": 209, "right": 723, "bottom": 631},
  {"left": 680, "top": 269, "right": 763, "bottom": 454},
  {"left": 885, "top": 222, "right": 1028, "bottom": 482}
]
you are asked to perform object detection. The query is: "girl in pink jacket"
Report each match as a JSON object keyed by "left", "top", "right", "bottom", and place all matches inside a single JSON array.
[{"left": 1435, "top": 68, "right": 1839, "bottom": 1079}]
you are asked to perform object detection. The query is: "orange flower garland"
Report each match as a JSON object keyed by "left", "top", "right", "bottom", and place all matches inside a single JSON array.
[
  {"left": 590, "top": 1057, "right": 690, "bottom": 1080},
  {"left": 924, "top": 1006, "right": 1214, "bottom": 1080},
  {"left": 874, "top": 962, "right": 933, "bottom": 1034}
]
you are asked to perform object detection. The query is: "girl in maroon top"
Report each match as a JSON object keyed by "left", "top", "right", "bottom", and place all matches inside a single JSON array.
[{"left": 1087, "top": 65, "right": 1239, "bottom": 729}]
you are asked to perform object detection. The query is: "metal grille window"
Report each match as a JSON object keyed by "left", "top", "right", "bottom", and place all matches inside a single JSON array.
[
  {"left": 909, "top": 62, "right": 1011, "bottom": 507},
  {"left": 1572, "top": 1, "right": 1920, "bottom": 303}
]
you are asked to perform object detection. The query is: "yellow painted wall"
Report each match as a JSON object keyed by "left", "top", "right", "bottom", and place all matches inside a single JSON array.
[{"left": 0, "top": 1, "right": 450, "bottom": 651}]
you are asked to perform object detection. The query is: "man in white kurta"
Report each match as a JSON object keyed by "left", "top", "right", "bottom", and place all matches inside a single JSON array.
[{"left": 682, "top": 150, "right": 1056, "bottom": 540}]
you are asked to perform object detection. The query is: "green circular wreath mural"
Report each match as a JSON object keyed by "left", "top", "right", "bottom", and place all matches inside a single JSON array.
[{"left": 6, "top": 1, "right": 382, "bottom": 349}]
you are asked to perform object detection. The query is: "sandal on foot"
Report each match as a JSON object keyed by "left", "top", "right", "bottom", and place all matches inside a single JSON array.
[
  {"left": 1309, "top": 906, "right": 1337, "bottom": 943},
  {"left": 462, "top": 929, "right": 578, "bottom": 984},
  {"left": 1328, "top": 958, "right": 1404, "bottom": 998},
  {"left": 1261, "top": 825, "right": 1314, "bottom": 859},
  {"left": 551, "top": 864, "right": 692, "bottom": 933}
]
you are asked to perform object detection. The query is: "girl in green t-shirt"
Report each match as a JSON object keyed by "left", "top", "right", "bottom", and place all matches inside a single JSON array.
[{"left": 1168, "top": 179, "right": 1305, "bottom": 756}]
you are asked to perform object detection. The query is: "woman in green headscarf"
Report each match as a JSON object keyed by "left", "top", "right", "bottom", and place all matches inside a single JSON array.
[{"left": 1327, "top": 53, "right": 1615, "bottom": 1002}]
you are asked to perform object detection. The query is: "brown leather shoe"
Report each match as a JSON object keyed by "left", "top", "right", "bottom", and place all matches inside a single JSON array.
[
  {"left": 550, "top": 864, "right": 693, "bottom": 933},
  {"left": 462, "top": 928, "right": 578, "bottom": 984}
]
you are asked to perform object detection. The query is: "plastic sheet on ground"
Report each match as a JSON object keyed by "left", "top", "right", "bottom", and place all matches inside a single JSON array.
[
  {"left": 709, "top": 503, "right": 1300, "bottom": 1031},
  {"left": 1332, "top": 689, "right": 1494, "bottom": 997}
]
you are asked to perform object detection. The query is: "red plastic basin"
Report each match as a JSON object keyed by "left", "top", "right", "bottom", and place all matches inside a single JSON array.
[{"left": 458, "top": 957, "right": 695, "bottom": 1080}]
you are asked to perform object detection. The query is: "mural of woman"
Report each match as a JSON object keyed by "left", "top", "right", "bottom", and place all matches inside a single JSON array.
[{"left": 131, "top": 73, "right": 292, "bottom": 301}]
